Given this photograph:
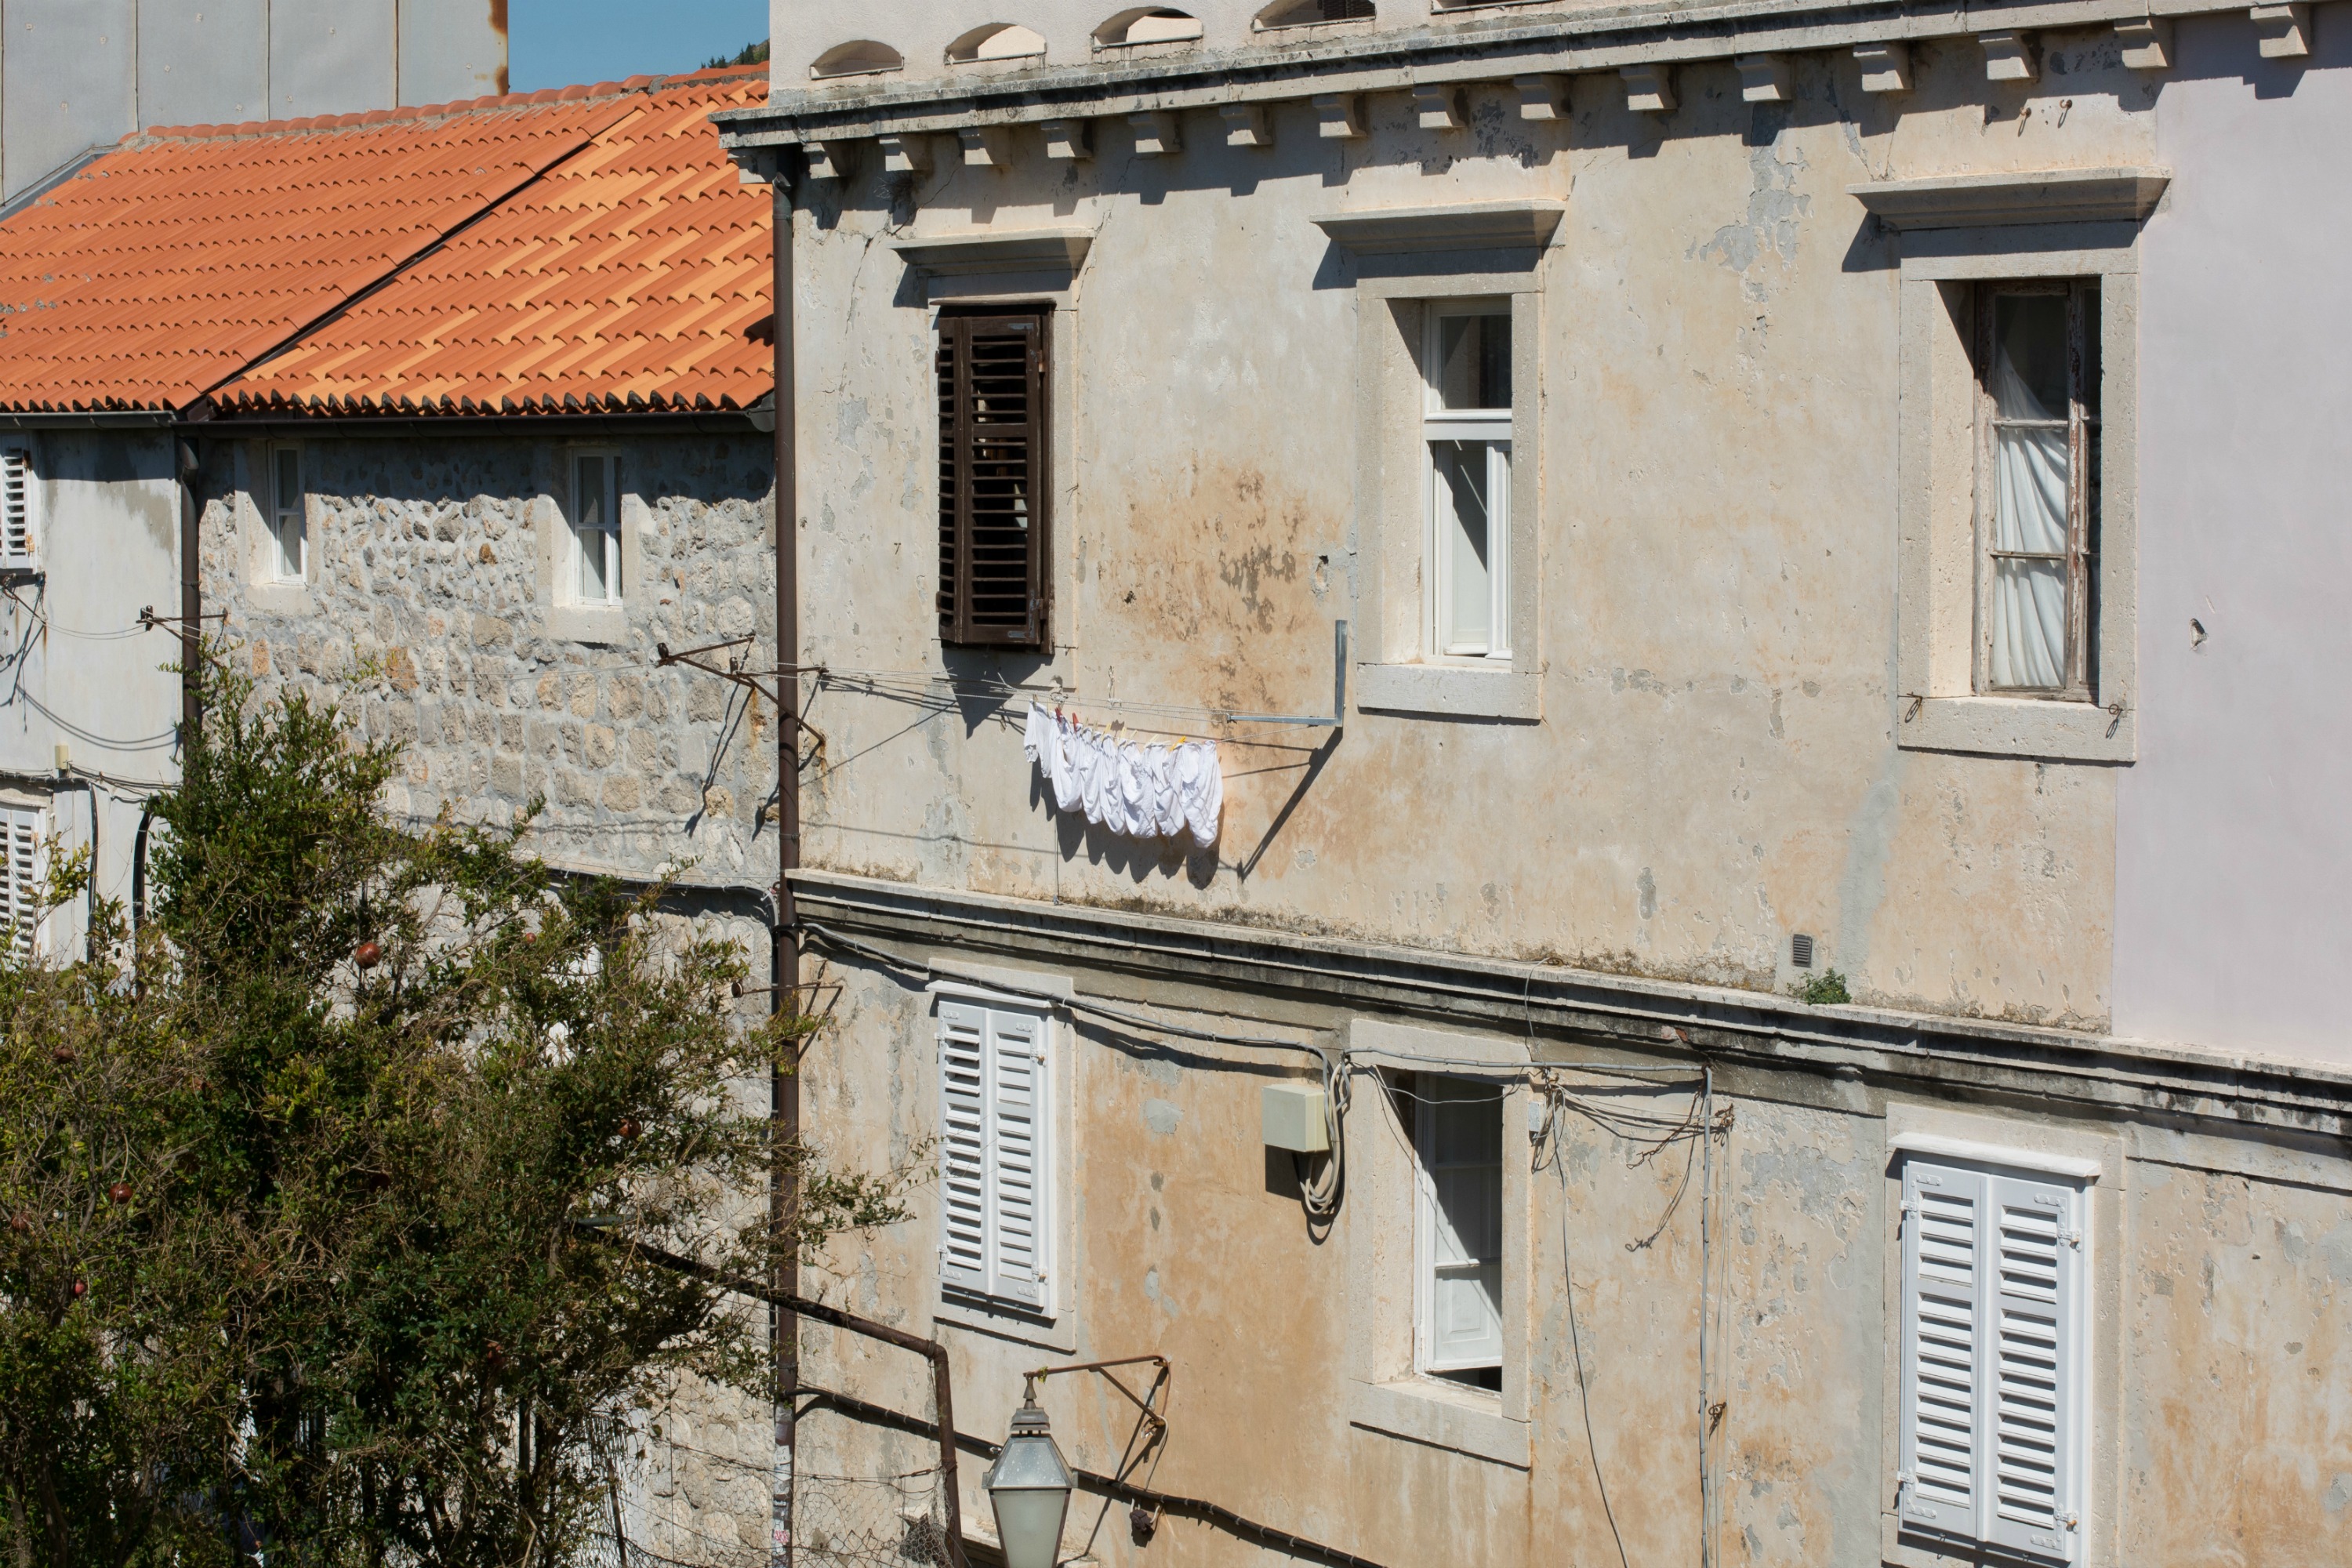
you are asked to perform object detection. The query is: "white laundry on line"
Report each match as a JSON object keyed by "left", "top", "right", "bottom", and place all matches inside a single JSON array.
[{"left": 1022, "top": 700, "right": 1221, "bottom": 848}]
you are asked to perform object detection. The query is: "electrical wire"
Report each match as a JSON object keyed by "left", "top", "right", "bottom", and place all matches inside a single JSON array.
[{"left": 1547, "top": 1116, "right": 1632, "bottom": 1568}]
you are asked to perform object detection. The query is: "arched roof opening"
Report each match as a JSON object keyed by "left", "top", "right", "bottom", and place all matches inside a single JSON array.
[
  {"left": 946, "top": 23, "right": 1049, "bottom": 63},
  {"left": 1256, "top": 0, "right": 1374, "bottom": 27},
  {"left": 810, "top": 39, "right": 905, "bottom": 79},
  {"left": 1094, "top": 8, "right": 1204, "bottom": 47}
]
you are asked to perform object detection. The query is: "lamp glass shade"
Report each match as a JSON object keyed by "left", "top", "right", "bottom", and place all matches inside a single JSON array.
[{"left": 984, "top": 1414, "right": 1073, "bottom": 1568}]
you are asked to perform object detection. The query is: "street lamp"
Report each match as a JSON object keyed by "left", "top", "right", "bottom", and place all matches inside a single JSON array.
[{"left": 984, "top": 1382, "right": 1073, "bottom": 1568}]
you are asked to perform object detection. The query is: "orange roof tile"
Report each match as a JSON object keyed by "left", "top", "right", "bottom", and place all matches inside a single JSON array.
[{"left": 0, "top": 67, "right": 772, "bottom": 418}]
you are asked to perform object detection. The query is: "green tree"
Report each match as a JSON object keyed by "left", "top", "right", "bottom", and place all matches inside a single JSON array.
[{"left": 1, "top": 654, "right": 906, "bottom": 1566}]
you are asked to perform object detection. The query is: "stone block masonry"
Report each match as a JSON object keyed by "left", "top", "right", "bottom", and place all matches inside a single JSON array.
[{"left": 199, "top": 431, "right": 779, "bottom": 892}]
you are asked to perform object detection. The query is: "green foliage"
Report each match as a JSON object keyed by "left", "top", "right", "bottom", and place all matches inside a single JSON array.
[
  {"left": 1, "top": 652, "right": 910, "bottom": 1567},
  {"left": 1798, "top": 968, "right": 1852, "bottom": 1007},
  {"left": 702, "top": 38, "right": 770, "bottom": 69}
]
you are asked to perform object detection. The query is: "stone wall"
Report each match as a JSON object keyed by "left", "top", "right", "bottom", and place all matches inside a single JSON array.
[
  {"left": 198, "top": 427, "right": 779, "bottom": 888},
  {"left": 198, "top": 423, "right": 781, "bottom": 1567}
]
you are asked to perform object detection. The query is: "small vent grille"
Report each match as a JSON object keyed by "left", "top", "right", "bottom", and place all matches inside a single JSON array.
[{"left": 1791, "top": 933, "right": 1815, "bottom": 970}]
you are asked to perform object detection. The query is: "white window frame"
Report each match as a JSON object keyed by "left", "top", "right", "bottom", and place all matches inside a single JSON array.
[
  {"left": 565, "top": 450, "right": 623, "bottom": 608},
  {"left": 0, "top": 445, "right": 36, "bottom": 571},
  {"left": 935, "top": 996, "right": 1054, "bottom": 1316},
  {"left": 266, "top": 442, "right": 307, "bottom": 583},
  {"left": 1896, "top": 1149, "right": 2089, "bottom": 1565},
  {"left": 1411, "top": 1073, "right": 1507, "bottom": 1381},
  {"left": 0, "top": 804, "right": 49, "bottom": 960},
  {"left": 1421, "top": 300, "right": 1513, "bottom": 663}
]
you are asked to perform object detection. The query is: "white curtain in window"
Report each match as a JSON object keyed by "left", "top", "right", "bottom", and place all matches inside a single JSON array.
[{"left": 1988, "top": 358, "right": 2069, "bottom": 691}]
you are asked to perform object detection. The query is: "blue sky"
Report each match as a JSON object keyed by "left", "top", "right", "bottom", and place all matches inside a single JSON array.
[{"left": 507, "top": 0, "right": 771, "bottom": 93}]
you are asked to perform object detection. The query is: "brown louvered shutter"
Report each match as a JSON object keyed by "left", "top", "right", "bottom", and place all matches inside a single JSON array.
[{"left": 937, "top": 310, "right": 1049, "bottom": 648}]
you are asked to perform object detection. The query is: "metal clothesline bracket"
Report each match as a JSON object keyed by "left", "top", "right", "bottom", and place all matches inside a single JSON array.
[
  {"left": 1223, "top": 619, "right": 1348, "bottom": 728},
  {"left": 654, "top": 637, "right": 829, "bottom": 752}
]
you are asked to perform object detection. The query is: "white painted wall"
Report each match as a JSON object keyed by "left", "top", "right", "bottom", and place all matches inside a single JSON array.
[
  {"left": 0, "top": 430, "right": 182, "bottom": 956},
  {"left": 2117, "top": 20, "right": 2352, "bottom": 1062}
]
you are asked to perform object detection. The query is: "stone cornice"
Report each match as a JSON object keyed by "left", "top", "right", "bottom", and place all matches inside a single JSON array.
[
  {"left": 891, "top": 226, "right": 1096, "bottom": 277},
  {"left": 1312, "top": 199, "right": 1567, "bottom": 255},
  {"left": 717, "top": 0, "right": 2231, "bottom": 147},
  {"left": 1850, "top": 166, "right": 2172, "bottom": 228},
  {"left": 790, "top": 867, "right": 2352, "bottom": 1141}
]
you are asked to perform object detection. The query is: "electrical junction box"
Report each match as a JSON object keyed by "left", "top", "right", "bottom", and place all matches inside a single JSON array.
[{"left": 1261, "top": 1083, "right": 1329, "bottom": 1153}]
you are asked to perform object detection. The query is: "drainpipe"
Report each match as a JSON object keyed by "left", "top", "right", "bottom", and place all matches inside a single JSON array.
[
  {"left": 769, "top": 156, "right": 801, "bottom": 1568},
  {"left": 176, "top": 430, "right": 202, "bottom": 746}
]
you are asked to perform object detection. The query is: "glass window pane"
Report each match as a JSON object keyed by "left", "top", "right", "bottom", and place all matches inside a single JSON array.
[
  {"left": 273, "top": 448, "right": 300, "bottom": 519},
  {"left": 1434, "top": 311, "right": 1511, "bottom": 411},
  {"left": 574, "top": 456, "right": 605, "bottom": 532},
  {"left": 1991, "top": 426, "right": 2070, "bottom": 555},
  {"left": 1433, "top": 441, "right": 1493, "bottom": 653},
  {"left": 1990, "top": 558, "right": 2068, "bottom": 690},
  {"left": 1990, "top": 294, "right": 2068, "bottom": 420}
]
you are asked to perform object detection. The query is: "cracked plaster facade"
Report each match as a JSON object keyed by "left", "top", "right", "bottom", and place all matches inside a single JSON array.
[{"left": 732, "top": 2, "right": 2352, "bottom": 1566}]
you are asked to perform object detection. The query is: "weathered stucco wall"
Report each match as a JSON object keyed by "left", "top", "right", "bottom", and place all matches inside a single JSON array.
[
  {"left": 788, "top": 30, "right": 2163, "bottom": 1034},
  {"left": 794, "top": 928, "right": 2352, "bottom": 1568},
  {"left": 2114, "top": 19, "right": 2352, "bottom": 1064}
]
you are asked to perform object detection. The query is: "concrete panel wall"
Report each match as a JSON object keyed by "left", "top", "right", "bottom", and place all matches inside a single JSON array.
[
  {"left": 2, "top": 0, "right": 136, "bottom": 199},
  {"left": 0, "top": 1, "right": 509, "bottom": 201},
  {"left": 270, "top": 0, "right": 399, "bottom": 120},
  {"left": 2114, "top": 22, "right": 2352, "bottom": 1064},
  {"left": 401, "top": 0, "right": 510, "bottom": 106},
  {"left": 138, "top": 0, "right": 272, "bottom": 129}
]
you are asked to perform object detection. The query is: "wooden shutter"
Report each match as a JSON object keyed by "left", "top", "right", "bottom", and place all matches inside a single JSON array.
[
  {"left": 0, "top": 448, "right": 33, "bottom": 568},
  {"left": 1899, "top": 1160, "right": 1985, "bottom": 1540},
  {"left": 1985, "top": 1173, "right": 2082, "bottom": 1563},
  {"left": 937, "top": 1000, "right": 990, "bottom": 1296},
  {"left": 986, "top": 1008, "right": 1048, "bottom": 1309},
  {"left": 0, "top": 808, "right": 43, "bottom": 960},
  {"left": 936, "top": 312, "right": 1049, "bottom": 649}
]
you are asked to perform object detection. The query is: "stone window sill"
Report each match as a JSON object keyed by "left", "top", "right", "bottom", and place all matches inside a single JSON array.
[
  {"left": 1347, "top": 1377, "right": 1530, "bottom": 1469},
  {"left": 935, "top": 1294, "right": 1076, "bottom": 1356},
  {"left": 545, "top": 602, "right": 627, "bottom": 646},
  {"left": 245, "top": 579, "right": 311, "bottom": 615},
  {"left": 1898, "top": 694, "right": 2133, "bottom": 764},
  {"left": 1356, "top": 662, "right": 1539, "bottom": 722}
]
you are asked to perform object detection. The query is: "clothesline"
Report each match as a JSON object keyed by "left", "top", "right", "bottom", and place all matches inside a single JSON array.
[
  {"left": 811, "top": 667, "right": 1327, "bottom": 746},
  {"left": 1022, "top": 701, "right": 1222, "bottom": 849}
]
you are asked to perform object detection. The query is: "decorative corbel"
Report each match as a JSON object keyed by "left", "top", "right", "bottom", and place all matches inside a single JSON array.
[
  {"left": 1412, "top": 82, "right": 1467, "bottom": 132},
  {"left": 1221, "top": 103, "right": 1274, "bottom": 148},
  {"left": 959, "top": 126, "right": 1013, "bottom": 169},
  {"left": 801, "top": 140, "right": 849, "bottom": 182},
  {"left": 1853, "top": 40, "right": 1913, "bottom": 93},
  {"left": 2250, "top": 3, "right": 2313, "bottom": 58},
  {"left": 1312, "top": 93, "right": 1367, "bottom": 139},
  {"left": 2115, "top": 16, "right": 2175, "bottom": 70},
  {"left": 1043, "top": 118, "right": 1094, "bottom": 160},
  {"left": 877, "top": 133, "right": 932, "bottom": 176},
  {"left": 1736, "top": 54, "right": 1792, "bottom": 103},
  {"left": 1620, "top": 63, "right": 1676, "bottom": 114},
  {"left": 1513, "top": 74, "right": 1567, "bottom": 121},
  {"left": 1130, "top": 110, "right": 1182, "bottom": 157},
  {"left": 1978, "top": 31, "right": 2039, "bottom": 82}
]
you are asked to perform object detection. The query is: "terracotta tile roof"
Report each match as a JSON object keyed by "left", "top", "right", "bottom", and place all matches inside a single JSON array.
[{"left": 0, "top": 67, "right": 772, "bottom": 417}]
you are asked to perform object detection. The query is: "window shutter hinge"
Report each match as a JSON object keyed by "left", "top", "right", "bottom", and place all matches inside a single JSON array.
[
  {"left": 1899, "top": 1199, "right": 1917, "bottom": 1218},
  {"left": 2063, "top": 1512, "right": 2080, "bottom": 1530},
  {"left": 2064, "top": 1229, "right": 2083, "bottom": 1249}
]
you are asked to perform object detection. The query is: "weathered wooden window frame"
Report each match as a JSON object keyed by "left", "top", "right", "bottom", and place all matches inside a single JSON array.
[
  {"left": 565, "top": 449, "right": 623, "bottom": 609},
  {"left": 1421, "top": 299, "right": 1515, "bottom": 664},
  {"left": 936, "top": 307, "right": 1051, "bottom": 652},
  {"left": 1973, "top": 281, "right": 2100, "bottom": 702},
  {"left": 1892, "top": 231, "right": 2139, "bottom": 764}
]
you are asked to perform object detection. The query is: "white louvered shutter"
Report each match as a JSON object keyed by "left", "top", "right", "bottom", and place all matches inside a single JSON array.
[
  {"left": 1899, "top": 1160, "right": 1985, "bottom": 1540},
  {"left": 0, "top": 449, "right": 32, "bottom": 568},
  {"left": 937, "top": 1000, "right": 990, "bottom": 1296},
  {"left": 1985, "top": 1173, "right": 2082, "bottom": 1563},
  {"left": 0, "top": 808, "right": 44, "bottom": 960},
  {"left": 985, "top": 1008, "right": 1048, "bottom": 1309}
]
